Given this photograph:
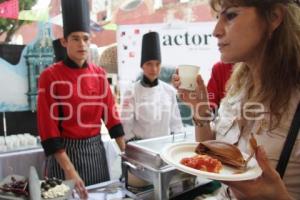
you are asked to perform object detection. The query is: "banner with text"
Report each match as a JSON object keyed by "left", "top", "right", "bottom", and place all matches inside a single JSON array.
[{"left": 117, "top": 22, "right": 220, "bottom": 96}]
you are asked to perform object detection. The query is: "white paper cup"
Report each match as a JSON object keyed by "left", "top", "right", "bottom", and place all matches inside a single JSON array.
[
  {"left": 18, "top": 134, "right": 28, "bottom": 147},
  {"left": 5, "top": 136, "right": 14, "bottom": 150},
  {"left": 0, "top": 136, "right": 4, "bottom": 145},
  {"left": 10, "top": 135, "right": 20, "bottom": 148},
  {"left": 178, "top": 65, "right": 200, "bottom": 91}
]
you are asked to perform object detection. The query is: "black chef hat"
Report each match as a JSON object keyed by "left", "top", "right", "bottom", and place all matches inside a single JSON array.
[
  {"left": 61, "top": 0, "right": 90, "bottom": 38},
  {"left": 140, "top": 32, "right": 161, "bottom": 67},
  {"left": 52, "top": 39, "right": 66, "bottom": 62}
]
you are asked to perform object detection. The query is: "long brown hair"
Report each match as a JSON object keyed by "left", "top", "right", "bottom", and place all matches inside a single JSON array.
[{"left": 210, "top": 0, "right": 300, "bottom": 127}]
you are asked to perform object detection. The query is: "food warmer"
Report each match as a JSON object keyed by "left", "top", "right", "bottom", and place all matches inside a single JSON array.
[{"left": 121, "top": 130, "right": 205, "bottom": 200}]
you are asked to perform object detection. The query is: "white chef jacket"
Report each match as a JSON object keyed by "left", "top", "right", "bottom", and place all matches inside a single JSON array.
[{"left": 121, "top": 80, "right": 183, "bottom": 141}]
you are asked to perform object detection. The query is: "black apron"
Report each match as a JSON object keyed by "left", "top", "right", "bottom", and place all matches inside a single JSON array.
[{"left": 46, "top": 135, "right": 110, "bottom": 186}]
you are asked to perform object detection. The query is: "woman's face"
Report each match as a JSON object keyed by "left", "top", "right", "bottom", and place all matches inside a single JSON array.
[
  {"left": 142, "top": 60, "right": 161, "bottom": 81},
  {"left": 213, "top": 6, "right": 268, "bottom": 65}
]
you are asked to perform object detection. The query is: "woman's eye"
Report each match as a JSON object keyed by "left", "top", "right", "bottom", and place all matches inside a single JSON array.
[{"left": 225, "top": 12, "right": 237, "bottom": 20}]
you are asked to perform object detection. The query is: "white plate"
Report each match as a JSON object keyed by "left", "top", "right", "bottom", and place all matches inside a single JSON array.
[{"left": 161, "top": 142, "right": 262, "bottom": 181}]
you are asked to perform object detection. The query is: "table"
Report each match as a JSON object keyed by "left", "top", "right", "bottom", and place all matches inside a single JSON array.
[
  {"left": 0, "top": 135, "right": 121, "bottom": 180},
  {"left": 0, "top": 147, "right": 45, "bottom": 179}
]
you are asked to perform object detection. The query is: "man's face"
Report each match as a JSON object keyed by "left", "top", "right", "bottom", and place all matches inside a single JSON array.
[
  {"left": 61, "top": 32, "right": 91, "bottom": 65},
  {"left": 142, "top": 60, "right": 161, "bottom": 81}
]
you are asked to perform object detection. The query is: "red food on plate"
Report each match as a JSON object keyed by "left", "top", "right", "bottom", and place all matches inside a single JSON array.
[{"left": 180, "top": 154, "right": 223, "bottom": 173}]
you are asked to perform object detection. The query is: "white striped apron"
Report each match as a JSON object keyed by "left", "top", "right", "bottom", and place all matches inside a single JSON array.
[{"left": 46, "top": 134, "right": 110, "bottom": 186}]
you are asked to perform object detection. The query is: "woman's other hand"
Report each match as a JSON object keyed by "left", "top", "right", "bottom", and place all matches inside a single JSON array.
[{"left": 223, "top": 146, "right": 292, "bottom": 200}]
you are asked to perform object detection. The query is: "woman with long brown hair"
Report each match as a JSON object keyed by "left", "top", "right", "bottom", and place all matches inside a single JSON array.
[{"left": 173, "top": 0, "right": 300, "bottom": 199}]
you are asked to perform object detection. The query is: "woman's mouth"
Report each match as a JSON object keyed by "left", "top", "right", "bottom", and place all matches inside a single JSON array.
[{"left": 218, "top": 43, "right": 229, "bottom": 51}]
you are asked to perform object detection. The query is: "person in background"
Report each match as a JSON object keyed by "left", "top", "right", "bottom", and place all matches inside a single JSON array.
[
  {"left": 37, "top": 0, "right": 125, "bottom": 198},
  {"left": 52, "top": 39, "right": 66, "bottom": 62},
  {"left": 173, "top": 0, "right": 300, "bottom": 199},
  {"left": 121, "top": 32, "right": 183, "bottom": 142},
  {"left": 207, "top": 62, "right": 233, "bottom": 110}
]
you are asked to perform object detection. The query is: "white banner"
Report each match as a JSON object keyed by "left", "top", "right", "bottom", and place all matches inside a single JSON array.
[{"left": 117, "top": 22, "right": 220, "bottom": 96}]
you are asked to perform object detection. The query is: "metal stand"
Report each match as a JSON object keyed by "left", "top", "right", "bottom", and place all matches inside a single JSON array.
[
  {"left": 122, "top": 156, "right": 196, "bottom": 200},
  {"left": 2, "top": 112, "right": 7, "bottom": 145}
]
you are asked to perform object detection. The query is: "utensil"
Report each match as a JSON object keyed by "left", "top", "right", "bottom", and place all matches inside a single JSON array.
[{"left": 245, "top": 132, "right": 258, "bottom": 168}]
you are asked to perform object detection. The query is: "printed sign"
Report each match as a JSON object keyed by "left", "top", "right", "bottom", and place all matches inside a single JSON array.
[{"left": 117, "top": 22, "right": 220, "bottom": 96}]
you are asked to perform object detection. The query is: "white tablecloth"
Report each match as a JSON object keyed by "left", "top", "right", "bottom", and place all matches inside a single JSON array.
[
  {"left": 0, "top": 136, "right": 121, "bottom": 180},
  {"left": 0, "top": 147, "right": 45, "bottom": 179}
]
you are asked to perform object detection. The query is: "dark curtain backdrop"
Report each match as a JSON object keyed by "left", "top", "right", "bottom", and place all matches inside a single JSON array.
[
  {"left": 0, "top": 111, "right": 37, "bottom": 136},
  {"left": 0, "top": 44, "right": 25, "bottom": 65}
]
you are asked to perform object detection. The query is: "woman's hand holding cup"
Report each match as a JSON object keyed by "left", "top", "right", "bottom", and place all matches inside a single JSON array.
[{"left": 172, "top": 65, "right": 209, "bottom": 114}]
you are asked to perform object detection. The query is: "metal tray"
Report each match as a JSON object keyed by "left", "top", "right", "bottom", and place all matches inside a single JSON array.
[{"left": 124, "top": 131, "right": 195, "bottom": 169}]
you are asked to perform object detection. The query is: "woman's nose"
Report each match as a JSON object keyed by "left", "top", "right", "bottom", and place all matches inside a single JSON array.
[{"left": 213, "top": 20, "right": 224, "bottom": 39}]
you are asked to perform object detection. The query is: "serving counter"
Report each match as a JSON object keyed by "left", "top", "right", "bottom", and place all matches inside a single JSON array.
[
  {"left": 0, "top": 130, "right": 222, "bottom": 199},
  {"left": 121, "top": 127, "right": 212, "bottom": 200},
  {"left": 0, "top": 134, "right": 122, "bottom": 180},
  {"left": 81, "top": 179, "right": 221, "bottom": 200},
  {"left": 0, "top": 146, "right": 45, "bottom": 179}
]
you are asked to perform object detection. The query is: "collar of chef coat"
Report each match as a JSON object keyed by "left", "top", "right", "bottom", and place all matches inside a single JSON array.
[
  {"left": 141, "top": 75, "right": 158, "bottom": 87},
  {"left": 63, "top": 56, "right": 88, "bottom": 69}
]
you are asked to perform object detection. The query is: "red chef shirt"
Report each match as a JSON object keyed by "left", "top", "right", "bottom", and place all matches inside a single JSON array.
[
  {"left": 207, "top": 62, "right": 233, "bottom": 110},
  {"left": 37, "top": 59, "right": 123, "bottom": 156}
]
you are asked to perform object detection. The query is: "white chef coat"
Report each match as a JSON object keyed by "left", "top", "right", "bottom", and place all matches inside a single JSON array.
[{"left": 121, "top": 80, "right": 183, "bottom": 141}]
